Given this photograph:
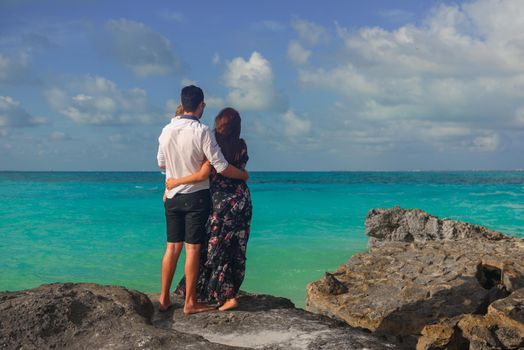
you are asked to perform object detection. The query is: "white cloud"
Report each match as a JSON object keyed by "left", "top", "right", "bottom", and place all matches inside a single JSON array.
[
  {"left": 462, "top": 0, "right": 524, "bottom": 42},
  {"left": 46, "top": 75, "right": 161, "bottom": 125},
  {"left": 291, "top": 18, "right": 329, "bottom": 45},
  {"left": 287, "top": 41, "right": 311, "bottom": 65},
  {"left": 297, "top": 0, "right": 524, "bottom": 153},
  {"left": 223, "top": 51, "right": 286, "bottom": 112},
  {"left": 471, "top": 132, "right": 500, "bottom": 152},
  {"left": 0, "top": 96, "right": 45, "bottom": 127},
  {"left": 420, "top": 123, "right": 471, "bottom": 140},
  {"left": 105, "top": 19, "right": 180, "bottom": 77},
  {"left": 282, "top": 109, "right": 311, "bottom": 137},
  {"left": 338, "top": 2, "right": 524, "bottom": 75},
  {"left": 310, "top": 96, "right": 510, "bottom": 158}
]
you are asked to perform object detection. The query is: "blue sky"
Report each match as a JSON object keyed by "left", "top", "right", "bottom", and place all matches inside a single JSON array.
[{"left": 1, "top": 0, "right": 523, "bottom": 171}]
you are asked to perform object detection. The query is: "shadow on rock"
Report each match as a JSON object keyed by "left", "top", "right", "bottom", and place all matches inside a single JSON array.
[{"left": 374, "top": 276, "right": 501, "bottom": 347}]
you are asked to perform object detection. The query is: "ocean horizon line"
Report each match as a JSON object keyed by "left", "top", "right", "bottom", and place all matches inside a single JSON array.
[{"left": 1, "top": 169, "right": 523, "bottom": 173}]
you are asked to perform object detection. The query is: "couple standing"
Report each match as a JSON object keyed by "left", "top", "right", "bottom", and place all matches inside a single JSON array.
[{"left": 156, "top": 85, "right": 252, "bottom": 314}]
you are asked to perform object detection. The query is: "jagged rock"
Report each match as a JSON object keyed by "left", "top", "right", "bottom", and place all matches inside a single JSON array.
[
  {"left": 365, "top": 206, "right": 505, "bottom": 246},
  {"left": 317, "top": 272, "right": 348, "bottom": 295},
  {"left": 457, "top": 287, "right": 524, "bottom": 349},
  {"left": 0, "top": 283, "right": 234, "bottom": 350},
  {"left": 416, "top": 317, "right": 467, "bottom": 350},
  {"left": 0, "top": 283, "right": 394, "bottom": 349},
  {"left": 306, "top": 207, "right": 524, "bottom": 348}
]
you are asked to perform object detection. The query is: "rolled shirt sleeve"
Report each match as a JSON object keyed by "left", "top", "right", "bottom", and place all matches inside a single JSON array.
[
  {"left": 202, "top": 128, "right": 228, "bottom": 173},
  {"left": 157, "top": 134, "right": 166, "bottom": 168}
]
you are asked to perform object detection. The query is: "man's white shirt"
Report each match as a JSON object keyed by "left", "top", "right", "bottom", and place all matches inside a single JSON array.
[{"left": 157, "top": 116, "right": 229, "bottom": 199}]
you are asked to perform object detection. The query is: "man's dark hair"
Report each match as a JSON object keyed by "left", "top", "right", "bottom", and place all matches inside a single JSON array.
[{"left": 181, "top": 85, "right": 204, "bottom": 112}]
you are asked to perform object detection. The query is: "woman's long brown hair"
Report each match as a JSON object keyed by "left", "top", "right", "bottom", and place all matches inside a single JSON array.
[{"left": 214, "top": 107, "right": 246, "bottom": 168}]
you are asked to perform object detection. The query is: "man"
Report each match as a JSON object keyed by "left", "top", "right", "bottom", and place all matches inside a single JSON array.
[{"left": 157, "top": 85, "right": 248, "bottom": 314}]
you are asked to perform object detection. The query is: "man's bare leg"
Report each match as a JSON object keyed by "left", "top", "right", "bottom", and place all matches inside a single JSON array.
[
  {"left": 159, "top": 242, "right": 183, "bottom": 311},
  {"left": 183, "top": 243, "right": 214, "bottom": 314}
]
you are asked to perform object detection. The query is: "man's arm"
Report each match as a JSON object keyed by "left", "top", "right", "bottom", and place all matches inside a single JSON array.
[
  {"left": 201, "top": 128, "right": 228, "bottom": 172},
  {"left": 157, "top": 153, "right": 166, "bottom": 169},
  {"left": 157, "top": 134, "right": 166, "bottom": 169},
  {"left": 202, "top": 127, "right": 248, "bottom": 180}
]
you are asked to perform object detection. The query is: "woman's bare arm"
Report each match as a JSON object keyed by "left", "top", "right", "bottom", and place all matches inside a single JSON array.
[
  {"left": 165, "top": 161, "right": 212, "bottom": 190},
  {"left": 220, "top": 165, "right": 249, "bottom": 181}
]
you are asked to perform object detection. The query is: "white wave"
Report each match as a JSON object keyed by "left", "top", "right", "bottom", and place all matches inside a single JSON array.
[{"left": 469, "top": 191, "right": 523, "bottom": 197}]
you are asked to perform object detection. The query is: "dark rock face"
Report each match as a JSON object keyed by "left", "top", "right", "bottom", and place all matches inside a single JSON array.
[
  {"left": 457, "top": 288, "right": 524, "bottom": 349},
  {"left": 306, "top": 207, "right": 524, "bottom": 349},
  {"left": 0, "top": 283, "right": 230, "bottom": 350},
  {"left": 317, "top": 272, "right": 348, "bottom": 295},
  {"left": 0, "top": 283, "right": 393, "bottom": 349}
]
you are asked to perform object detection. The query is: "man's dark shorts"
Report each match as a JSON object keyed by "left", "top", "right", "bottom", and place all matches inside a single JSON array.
[{"left": 164, "top": 189, "right": 211, "bottom": 244}]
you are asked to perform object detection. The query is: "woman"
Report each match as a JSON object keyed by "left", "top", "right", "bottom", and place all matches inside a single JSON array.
[{"left": 166, "top": 107, "right": 252, "bottom": 311}]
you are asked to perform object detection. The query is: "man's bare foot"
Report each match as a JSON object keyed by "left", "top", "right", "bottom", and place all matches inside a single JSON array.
[
  {"left": 159, "top": 295, "right": 175, "bottom": 312},
  {"left": 218, "top": 298, "right": 238, "bottom": 311},
  {"left": 159, "top": 301, "right": 175, "bottom": 312},
  {"left": 183, "top": 302, "right": 215, "bottom": 315}
]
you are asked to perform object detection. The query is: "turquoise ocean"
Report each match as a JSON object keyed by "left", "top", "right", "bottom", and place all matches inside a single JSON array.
[{"left": 1, "top": 171, "right": 523, "bottom": 308}]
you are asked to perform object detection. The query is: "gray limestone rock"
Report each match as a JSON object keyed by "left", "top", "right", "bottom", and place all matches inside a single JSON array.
[
  {"left": 365, "top": 206, "right": 505, "bottom": 246},
  {"left": 0, "top": 283, "right": 394, "bottom": 349},
  {"left": 0, "top": 283, "right": 234, "bottom": 350},
  {"left": 149, "top": 291, "right": 395, "bottom": 349}
]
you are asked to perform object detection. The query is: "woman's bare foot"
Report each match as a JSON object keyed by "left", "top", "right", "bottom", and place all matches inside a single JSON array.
[
  {"left": 183, "top": 302, "right": 215, "bottom": 315},
  {"left": 218, "top": 298, "right": 238, "bottom": 311}
]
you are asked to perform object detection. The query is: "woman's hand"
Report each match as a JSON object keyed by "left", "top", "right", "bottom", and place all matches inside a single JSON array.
[{"left": 166, "top": 178, "right": 179, "bottom": 190}]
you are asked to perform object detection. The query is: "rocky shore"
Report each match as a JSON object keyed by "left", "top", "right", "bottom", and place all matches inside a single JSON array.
[
  {"left": 0, "top": 282, "right": 393, "bottom": 349},
  {"left": 307, "top": 207, "right": 524, "bottom": 349}
]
